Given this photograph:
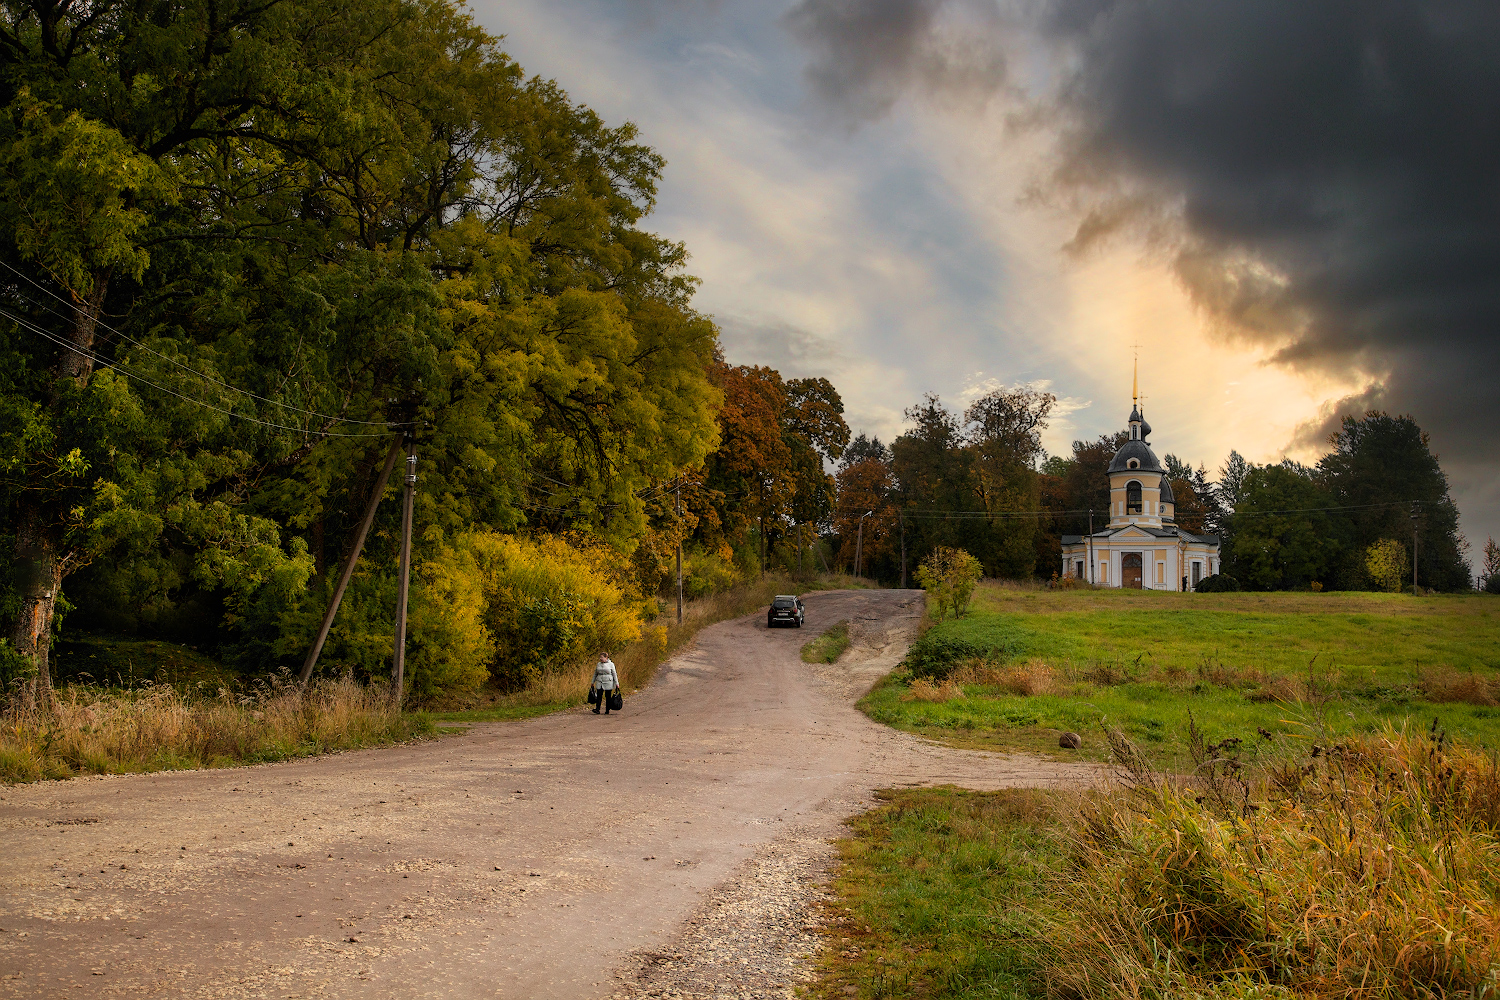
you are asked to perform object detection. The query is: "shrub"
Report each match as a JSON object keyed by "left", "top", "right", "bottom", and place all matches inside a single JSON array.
[
  {"left": 470, "top": 533, "right": 644, "bottom": 691},
  {"left": 681, "top": 548, "right": 741, "bottom": 599},
  {"left": 404, "top": 540, "right": 495, "bottom": 702},
  {"left": 1366, "top": 537, "right": 1411, "bottom": 593},
  {"left": 901, "top": 619, "right": 1027, "bottom": 681},
  {"left": 1194, "top": 573, "right": 1239, "bottom": 592},
  {"left": 914, "top": 546, "right": 983, "bottom": 621}
]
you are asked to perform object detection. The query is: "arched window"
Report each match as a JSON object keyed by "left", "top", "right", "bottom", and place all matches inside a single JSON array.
[{"left": 1126, "top": 480, "right": 1143, "bottom": 515}]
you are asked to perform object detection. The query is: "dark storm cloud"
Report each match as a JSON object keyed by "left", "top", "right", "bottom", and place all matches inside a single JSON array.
[
  {"left": 784, "top": 0, "right": 1008, "bottom": 118},
  {"left": 1038, "top": 0, "right": 1500, "bottom": 483},
  {"left": 789, "top": 0, "right": 1500, "bottom": 519}
]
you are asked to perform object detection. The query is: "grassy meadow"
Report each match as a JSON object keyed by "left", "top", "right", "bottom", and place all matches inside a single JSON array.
[
  {"left": 815, "top": 727, "right": 1500, "bottom": 1000},
  {"left": 863, "top": 582, "right": 1500, "bottom": 769}
]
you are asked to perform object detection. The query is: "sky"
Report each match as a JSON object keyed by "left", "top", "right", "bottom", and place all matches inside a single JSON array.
[{"left": 473, "top": 0, "right": 1500, "bottom": 562}]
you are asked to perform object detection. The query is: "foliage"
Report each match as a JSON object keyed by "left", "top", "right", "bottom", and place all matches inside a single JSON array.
[
  {"left": 1365, "top": 537, "right": 1411, "bottom": 593},
  {"left": 1318, "top": 412, "right": 1470, "bottom": 591},
  {"left": 681, "top": 548, "right": 742, "bottom": 599},
  {"left": 0, "top": 0, "right": 723, "bottom": 696},
  {"left": 915, "top": 546, "right": 983, "bottom": 620},
  {"left": 1194, "top": 572, "right": 1240, "bottom": 593},
  {"left": 403, "top": 541, "right": 494, "bottom": 702},
  {"left": 469, "top": 533, "right": 644, "bottom": 691},
  {"left": 0, "top": 677, "right": 431, "bottom": 783},
  {"left": 1231, "top": 463, "right": 1340, "bottom": 590},
  {"left": 1482, "top": 536, "right": 1500, "bottom": 593},
  {"left": 900, "top": 616, "right": 1028, "bottom": 681}
]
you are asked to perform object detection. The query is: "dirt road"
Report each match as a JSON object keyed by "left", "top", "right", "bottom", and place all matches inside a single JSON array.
[{"left": 0, "top": 589, "right": 1094, "bottom": 998}]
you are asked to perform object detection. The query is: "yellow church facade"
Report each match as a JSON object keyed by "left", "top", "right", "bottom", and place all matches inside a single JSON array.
[{"left": 1060, "top": 402, "right": 1221, "bottom": 590}]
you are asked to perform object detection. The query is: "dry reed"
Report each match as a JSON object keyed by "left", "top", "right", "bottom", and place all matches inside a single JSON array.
[
  {"left": 1042, "top": 725, "right": 1500, "bottom": 999},
  {"left": 1, "top": 677, "right": 429, "bottom": 783},
  {"left": 1419, "top": 666, "right": 1499, "bottom": 706},
  {"left": 902, "top": 677, "right": 966, "bottom": 702}
]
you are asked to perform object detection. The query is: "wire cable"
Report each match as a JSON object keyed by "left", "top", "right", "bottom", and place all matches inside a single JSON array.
[
  {"left": 1, "top": 307, "right": 398, "bottom": 438},
  {"left": 0, "top": 260, "right": 411, "bottom": 427}
]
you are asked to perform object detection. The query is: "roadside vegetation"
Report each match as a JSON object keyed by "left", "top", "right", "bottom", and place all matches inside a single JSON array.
[
  {"left": 817, "top": 723, "right": 1500, "bottom": 999},
  {"left": 862, "top": 582, "right": 1500, "bottom": 769},
  {"left": 801, "top": 621, "right": 852, "bottom": 664},
  {"left": 0, "top": 677, "right": 431, "bottom": 783},
  {"left": 3, "top": 571, "right": 864, "bottom": 781}
]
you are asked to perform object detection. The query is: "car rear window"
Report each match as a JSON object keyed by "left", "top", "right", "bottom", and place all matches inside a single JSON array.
[{"left": 773, "top": 597, "right": 796, "bottom": 608}]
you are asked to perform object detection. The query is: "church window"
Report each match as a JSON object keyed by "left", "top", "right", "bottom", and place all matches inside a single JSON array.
[
  {"left": 1128, "top": 459, "right": 1139, "bottom": 469},
  {"left": 1126, "top": 480, "right": 1143, "bottom": 515}
]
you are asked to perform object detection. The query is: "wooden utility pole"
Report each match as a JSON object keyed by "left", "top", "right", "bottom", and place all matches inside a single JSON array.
[
  {"left": 1088, "top": 509, "right": 1094, "bottom": 585},
  {"left": 675, "top": 482, "right": 684, "bottom": 625},
  {"left": 390, "top": 439, "right": 417, "bottom": 706},
  {"left": 899, "top": 508, "right": 907, "bottom": 588},
  {"left": 299, "top": 439, "right": 402, "bottom": 687},
  {"left": 1412, "top": 502, "right": 1420, "bottom": 596}
]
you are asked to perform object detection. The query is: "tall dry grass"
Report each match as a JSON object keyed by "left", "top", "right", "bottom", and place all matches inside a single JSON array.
[
  {"left": 496, "top": 574, "right": 792, "bottom": 708},
  {"left": 1, "top": 677, "right": 431, "bottom": 783},
  {"left": 1043, "top": 723, "right": 1500, "bottom": 999}
]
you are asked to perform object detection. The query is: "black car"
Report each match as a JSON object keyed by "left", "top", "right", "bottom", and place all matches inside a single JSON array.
[{"left": 767, "top": 595, "right": 805, "bottom": 628}]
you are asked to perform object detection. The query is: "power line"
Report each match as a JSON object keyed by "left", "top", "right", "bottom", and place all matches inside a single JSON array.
[
  {"left": 1, "top": 307, "right": 397, "bottom": 438},
  {"left": 0, "top": 260, "right": 411, "bottom": 428}
]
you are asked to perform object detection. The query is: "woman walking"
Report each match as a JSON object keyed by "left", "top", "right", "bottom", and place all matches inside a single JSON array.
[{"left": 592, "top": 651, "right": 619, "bottom": 715}]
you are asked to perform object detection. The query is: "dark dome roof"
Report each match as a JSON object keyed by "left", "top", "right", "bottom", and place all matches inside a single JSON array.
[
  {"left": 1158, "top": 477, "right": 1175, "bottom": 503},
  {"left": 1108, "top": 439, "right": 1164, "bottom": 475}
]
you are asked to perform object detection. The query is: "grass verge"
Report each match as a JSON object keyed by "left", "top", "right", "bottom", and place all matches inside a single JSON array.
[
  {"left": 810, "top": 786, "right": 1059, "bottom": 1000},
  {"left": 862, "top": 584, "right": 1500, "bottom": 770},
  {"left": 1, "top": 677, "right": 434, "bottom": 784},
  {"left": 802, "top": 621, "right": 852, "bottom": 664},
  {"left": 815, "top": 725, "right": 1500, "bottom": 1000}
]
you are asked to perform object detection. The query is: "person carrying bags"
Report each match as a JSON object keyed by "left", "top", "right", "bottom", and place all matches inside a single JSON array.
[{"left": 591, "top": 651, "right": 621, "bottom": 715}]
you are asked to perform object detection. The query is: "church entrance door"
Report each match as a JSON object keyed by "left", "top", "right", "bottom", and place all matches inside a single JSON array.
[{"left": 1122, "top": 552, "right": 1143, "bottom": 589}]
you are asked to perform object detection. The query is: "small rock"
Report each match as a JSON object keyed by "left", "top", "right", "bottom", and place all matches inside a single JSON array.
[{"left": 1059, "top": 732, "right": 1083, "bottom": 749}]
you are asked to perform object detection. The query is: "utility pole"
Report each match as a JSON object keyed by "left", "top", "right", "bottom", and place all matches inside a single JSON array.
[
  {"left": 899, "top": 508, "right": 907, "bottom": 589},
  {"left": 1087, "top": 509, "right": 1094, "bottom": 585},
  {"left": 299, "top": 438, "right": 403, "bottom": 687},
  {"left": 675, "top": 482, "right": 684, "bottom": 625},
  {"left": 855, "top": 510, "right": 873, "bottom": 578},
  {"left": 1411, "top": 502, "right": 1420, "bottom": 596},
  {"left": 390, "top": 437, "right": 417, "bottom": 707}
]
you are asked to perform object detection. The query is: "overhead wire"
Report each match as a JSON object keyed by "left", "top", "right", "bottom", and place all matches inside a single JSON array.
[
  {"left": 0, "top": 306, "right": 398, "bottom": 438},
  {"left": 0, "top": 260, "right": 411, "bottom": 428}
]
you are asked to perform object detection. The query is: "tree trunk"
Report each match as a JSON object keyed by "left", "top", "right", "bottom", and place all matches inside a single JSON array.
[
  {"left": 9, "top": 272, "right": 110, "bottom": 705},
  {"left": 11, "top": 498, "right": 61, "bottom": 706}
]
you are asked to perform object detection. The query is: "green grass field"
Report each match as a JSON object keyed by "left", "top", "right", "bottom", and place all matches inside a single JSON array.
[
  {"left": 863, "top": 584, "right": 1500, "bottom": 768},
  {"left": 809, "top": 787, "right": 1058, "bottom": 1000}
]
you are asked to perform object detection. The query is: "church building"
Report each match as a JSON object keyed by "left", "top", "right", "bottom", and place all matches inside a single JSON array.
[{"left": 1060, "top": 381, "right": 1221, "bottom": 590}]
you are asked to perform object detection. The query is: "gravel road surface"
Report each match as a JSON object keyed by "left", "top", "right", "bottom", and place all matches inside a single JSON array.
[{"left": 0, "top": 589, "right": 1094, "bottom": 998}]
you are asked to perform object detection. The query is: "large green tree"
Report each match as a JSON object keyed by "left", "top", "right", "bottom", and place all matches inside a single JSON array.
[{"left": 0, "top": 0, "right": 721, "bottom": 695}]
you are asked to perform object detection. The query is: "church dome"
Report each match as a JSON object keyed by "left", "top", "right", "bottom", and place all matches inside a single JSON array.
[
  {"left": 1159, "top": 477, "right": 1175, "bottom": 503},
  {"left": 1108, "top": 439, "right": 1164, "bottom": 475}
]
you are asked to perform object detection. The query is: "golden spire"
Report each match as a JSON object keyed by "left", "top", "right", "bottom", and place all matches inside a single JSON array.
[{"left": 1132, "top": 350, "right": 1139, "bottom": 408}]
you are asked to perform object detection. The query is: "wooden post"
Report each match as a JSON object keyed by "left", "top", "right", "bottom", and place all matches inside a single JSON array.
[
  {"left": 899, "top": 508, "right": 907, "bottom": 588},
  {"left": 675, "top": 483, "right": 684, "bottom": 625},
  {"left": 299, "top": 439, "right": 402, "bottom": 687},
  {"left": 390, "top": 440, "right": 417, "bottom": 706}
]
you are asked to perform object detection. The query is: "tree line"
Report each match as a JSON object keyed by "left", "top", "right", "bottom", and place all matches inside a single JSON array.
[
  {"left": 0, "top": 1, "right": 1476, "bottom": 706},
  {"left": 832, "top": 388, "right": 1472, "bottom": 594},
  {"left": 0, "top": 0, "right": 854, "bottom": 702}
]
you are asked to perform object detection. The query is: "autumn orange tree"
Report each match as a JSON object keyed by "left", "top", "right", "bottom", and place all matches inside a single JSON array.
[{"left": 700, "top": 362, "right": 846, "bottom": 574}]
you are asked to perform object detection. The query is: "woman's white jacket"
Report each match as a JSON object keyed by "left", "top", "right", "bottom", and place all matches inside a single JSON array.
[{"left": 593, "top": 660, "right": 619, "bottom": 692}]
